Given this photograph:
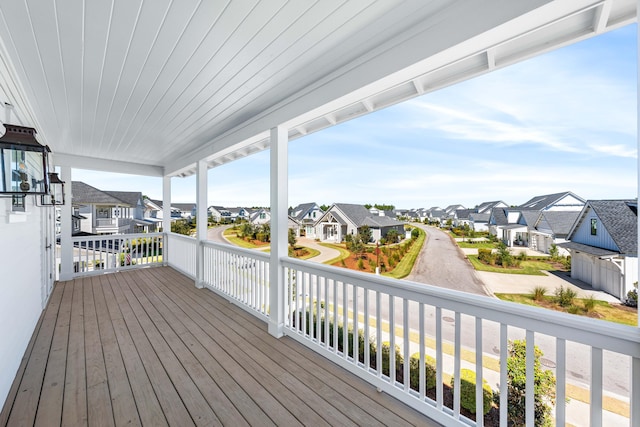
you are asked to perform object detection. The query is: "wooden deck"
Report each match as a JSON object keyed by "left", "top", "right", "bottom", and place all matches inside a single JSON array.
[{"left": 0, "top": 267, "right": 439, "bottom": 426}]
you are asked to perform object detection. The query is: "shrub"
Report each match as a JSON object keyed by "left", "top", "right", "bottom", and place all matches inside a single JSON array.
[
  {"left": 409, "top": 353, "right": 436, "bottom": 391},
  {"left": 583, "top": 295, "right": 597, "bottom": 312},
  {"left": 380, "top": 342, "right": 404, "bottom": 381},
  {"left": 357, "top": 258, "right": 365, "bottom": 270},
  {"left": 549, "top": 243, "right": 559, "bottom": 261},
  {"left": 451, "top": 368, "right": 492, "bottom": 415},
  {"left": 411, "top": 228, "right": 420, "bottom": 239},
  {"left": 554, "top": 286, "right": 577, "bottom": 307},
  {"left": 517, "top": 252, "right": 527, "bottom": 261},
  {"left": 478, "top": 248, "right": 494, "bottom": 264},
  {"left": 532, "top": 286, "right": 547, "bottom": 302},
  {"left": 497, "top": 340, "right": 556, "bottom": 426},
  {"left": 567, "top": 305, "right": 580, "bottom": 314},
  {"left": 625, "top": 282, "right": 638, "bottom": 307}
]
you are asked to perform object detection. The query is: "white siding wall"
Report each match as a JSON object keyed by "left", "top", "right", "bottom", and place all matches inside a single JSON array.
[{"left": 0, "top": 198, "right": 45, "bottom": 406}]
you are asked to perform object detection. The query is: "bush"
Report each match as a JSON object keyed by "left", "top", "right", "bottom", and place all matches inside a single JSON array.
[
  {"left": 451, "top": 368, "right": 492, "bottom": 415},
  {"left": 497, "top": 340, "right": 556, "bottom": 426},
  {"left": 409, "top": 353, "right": 436, "bottom": 391},
  {"left": 478, "top": 248, "right": 495, "bottom": 264},
  {"left": 357, "top": 258, "right": 365, "bottom": 270},
  {"left": 411, "top": 228, "right": 420, "bottom": 239},
  {"left": 554, "top": 286, "right": 577, "bottom": 307},
  {"left": 549, "top": 244, "right": 559, "bottom": 261},
  {"left": 583, "top": 295, "right": 597, "bottom": 312},
  {"left": 625, "top": 282, "right": 638, "bottom": 307},
  {"left": 531, "top": 286, "right": 547, "bottom": 302},
  {"left": 381, "top": 342, "right": 404, "bottom": 381}
]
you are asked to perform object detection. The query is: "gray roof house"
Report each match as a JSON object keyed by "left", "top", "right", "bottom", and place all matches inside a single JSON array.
[
  {"left": 560, "top": 200, "right": 638, "bottom": 300},
  {"left": 518, "top": 191, "right": 585, "bottom": 211},
  {"left": 290, "top": 202, "right": 323, "bottom": 237},
  {"left": 314, "top": 203, "right": 405, "bottom": 243},
  {"left": 71, "top": 181, "right": 154, "bottom": 234}
]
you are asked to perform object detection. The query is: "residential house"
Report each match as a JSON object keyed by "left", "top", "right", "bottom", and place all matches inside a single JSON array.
[
  {"left": 172, "top": 203, "right": 197, "bottom": 219},
  {"left": 0, "top": 3, "right": 635, "bottom": 426},
  {"left": 290, "top": 202, "right": 323, "bottom": 237},
  {"left": 314, "top": 203, "right": 405, "bottom": 243},
  {"left": 209, "top": 205, "right": 232, "bottom": 223},
  {"left": 226, "top": 207, "right": 253, "bottom": 222},
  {"left": 489, "top": 192, "right": 585, "bottom": 251},
  {"left": 72, "top": 181, "right": 138, "bottom": 235},
  {"left": 560, "top": 200, "right": 638, "bottom": 300},
  {"left": 250, "top": 208, "right": 271, "bottom": 225}
]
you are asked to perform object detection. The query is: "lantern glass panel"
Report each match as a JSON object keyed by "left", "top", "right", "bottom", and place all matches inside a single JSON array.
[{"left": 0, "top": 146, "right": 47, "bottom": 194}]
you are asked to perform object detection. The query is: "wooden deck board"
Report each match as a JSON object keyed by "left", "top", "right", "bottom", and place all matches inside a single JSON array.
[{"left": 1, "top": 266, "right": 440, "bottom": 427}]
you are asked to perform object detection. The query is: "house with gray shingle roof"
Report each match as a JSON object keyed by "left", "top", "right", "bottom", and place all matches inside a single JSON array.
[
  {"left": 290, "top": 202, "right": 323, "bottom": 237},
  {"left": 518, "top": 191, "right": 585, "bottom": 211},
  {"left": 72, "top": 181, "right": 153, "bottom": 234},
  {"left": 314, "top": 203, "right": 405, "bottom": 243},
  {"left": 560, "top": 200, "right": 638, "bottom": 300}
]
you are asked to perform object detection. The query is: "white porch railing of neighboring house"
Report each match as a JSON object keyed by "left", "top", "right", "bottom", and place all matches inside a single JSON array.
[
  {"left": 66, "top": 232, "right": 163, "bottom": 276},
  {"left": 201, "top": 240, "right": 270, "bottom": 321},
  {"left": 62, "top": 234, "right": 640, "bottom": 426},
  {"left": 165, "top": 232, "right": 197, "bottom": 278},
  {"left": 95, "top": 218, "right": 133, "bottom": 228}
]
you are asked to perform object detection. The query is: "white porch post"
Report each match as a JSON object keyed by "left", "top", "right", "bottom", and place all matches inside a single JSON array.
[
  {"left": 162, "top": 175, "right": 171, "bottom": 266},
  {"left": 195, "top": 159, "right": 208, "bottom": 288},
  {"left": 633, "top": 4, "right": 640, "bottom": 426},
  {"left": 269, "top": 125, "right": 288, "bottom": 338},
  {"left": 59, "top": 166, "right": 73, "bottom": 280}
]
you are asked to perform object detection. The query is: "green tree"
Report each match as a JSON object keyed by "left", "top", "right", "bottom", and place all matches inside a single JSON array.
[
  {"left": 549, "top": 243, "right": 559, "bottom": 261},
  {"left": 385, "top": 229, "right": 399, "bottom": 244},
  {"left": 320, "top": 204, "right": 330, "bottom": 211},
  {"left": 288, "top": 228, "right": 297, "bottom": 248},
  {"left": 497, "top": 241, "right": 514, "bottom": 267},
  {"left": 364, "top": 203, "right": 372, "bottom": 209},
  {"left": 497, "top": 340, "right": 556, "bottom": 426},
  {"left": 358, "top": 225, "right": 373, "bottom": 243},
  {"left": 349, "top": 233, "right": 365, "bottom": 259},
  {"left": 171, "top": 219, "right": 192, "bottom": 236},
  {"left": 240, "top": 222, "right": 255, "bottom": 239}
]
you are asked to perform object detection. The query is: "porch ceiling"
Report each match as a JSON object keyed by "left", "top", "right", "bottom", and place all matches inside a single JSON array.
[{"left": 0, "top": 0, "right": 635, "bottom": 177}]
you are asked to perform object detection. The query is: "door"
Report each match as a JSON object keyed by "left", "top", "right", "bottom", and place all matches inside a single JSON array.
[{"left": 41, "top": 206, "right": 56, "bottom": 307}]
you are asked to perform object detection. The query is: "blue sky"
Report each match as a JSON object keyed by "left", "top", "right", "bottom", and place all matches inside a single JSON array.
[{"left": 74, "top": 24, "right": 637, "bottom": 209}]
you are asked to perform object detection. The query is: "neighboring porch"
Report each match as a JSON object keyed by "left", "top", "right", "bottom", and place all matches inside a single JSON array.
[{"left": 0, "top": 267, "right": 435, "bottom": 427}]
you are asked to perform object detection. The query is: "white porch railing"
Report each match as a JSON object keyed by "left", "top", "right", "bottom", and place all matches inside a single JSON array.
[
  {"left": 201, "top": 241, "right": 270, "bottom": 320},
  {"left": 280, "top": 257, "right": 640, "bottom": 427},
  {"left": 165, "top": 232, "right": 197, "bottom": 278},
  {"left": 67, "top": 232, "right": 163, "bottom": 277}
]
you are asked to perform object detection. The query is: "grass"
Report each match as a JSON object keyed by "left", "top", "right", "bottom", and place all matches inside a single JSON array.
[
  {"left": 456, "top": 240, "right": 497, "bottom": 249},
  {"left": 382, "top": 228, "right": 426, "bottom": 279},
  {"left": 223, "top": 228, "right": 270, "bottom": 249},
  {"left": 295, "top": 246, "right": 320, "bottom": 260},
  {"left": 495, "top": 293, "right": 638, "bottom": 326},
  {"left": 467, "top": 255, "right": 548, "bottom": 275},
  {"left": 319, "top": 243, "right": 351, "bottom": 265}
]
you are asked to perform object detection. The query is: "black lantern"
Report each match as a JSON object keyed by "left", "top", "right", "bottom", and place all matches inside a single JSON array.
[
  {"left": 0, "top": 124, "right": 49, "bottom": 196},
  {"left": 38, "top": 173, "right": 66, "bottom": 206}
]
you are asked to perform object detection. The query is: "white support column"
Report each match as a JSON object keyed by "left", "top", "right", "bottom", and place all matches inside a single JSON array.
[
  {"left": 268, "top": 126, "right": 288, "bottom": 338},
  {"left": 195, "top": 159, "right": 208, "bottom": 289},
  {"left": 59, "top": 166, "right": 73, "bottom": 280},
  {"left": 162, "top": 175, "right": 171, "bottom": 266}
]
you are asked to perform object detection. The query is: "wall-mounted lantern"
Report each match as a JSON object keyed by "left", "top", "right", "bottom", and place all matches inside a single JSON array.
[
  {"left": 0, "top": 124, "right": 50, "bottom": 196},
  {"left": 39, "top": 172, "right": 65, "bottom": 206}
]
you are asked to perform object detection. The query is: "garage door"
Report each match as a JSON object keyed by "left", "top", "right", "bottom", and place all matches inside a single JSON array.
[{"left": 598, "top": 259, "right": 621, "bottom": 299}]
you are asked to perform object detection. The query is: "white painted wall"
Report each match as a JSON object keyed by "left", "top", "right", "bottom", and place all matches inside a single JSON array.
[{"left": 0, "top": 197, "right": 45, "bottom": 407}]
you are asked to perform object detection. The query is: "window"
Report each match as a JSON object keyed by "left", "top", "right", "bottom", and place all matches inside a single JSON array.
[
  {"left": 590, "top": 218, "right": 597, "bottom": 236},
  {"left": 11, "top": 195, "right": 25, "bottom": 212}
]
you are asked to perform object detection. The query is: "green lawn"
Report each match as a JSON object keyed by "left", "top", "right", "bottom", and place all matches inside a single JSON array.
[
  {"left": 319, "top": 243, "right": 351, "bottom": 265},
  {"left": 223, "top": 228, "right": 269, "bottom": 249},
  {"left": 495, "top": 293, "right": 637, "bottom": 326},
  {"left": 467, "top": 255, "right": 551, "bottom": 275},
  {"left": 456, "top": 240, "right": 497, "bottom": 249},
  {"left": 383, "top": 228, "right": 426, "bottom": 279}
]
